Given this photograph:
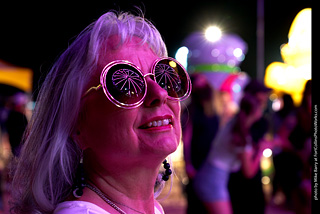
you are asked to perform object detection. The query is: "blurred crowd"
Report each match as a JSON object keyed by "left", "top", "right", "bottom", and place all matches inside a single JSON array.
[
  {"left": 182, "top": 75, "right": 311, "bottom": 214},
  {"left": 0, "top": 92, "right": 30, "bottom": 213}
]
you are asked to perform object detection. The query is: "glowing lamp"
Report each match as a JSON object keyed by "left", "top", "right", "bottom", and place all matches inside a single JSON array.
[
  {"left": 261, "top": 158, "right": 272, "bottom": 170},
  {"left": 175, "top": 46, "right": 189, "bottom": 69},
  {"left": 0, "top": 60, "right": 33, "bottom": 93},
  {"left": 261, "top": 176, "right": 271, "bottom": 185},
  {"left": 265, "top": 62, "right": 309, "bottom": 104},
  {"left": 263, "top": 148, "right": 272, "bottom": 158},
  {"left": 205, "top": 26, "right": 222, "bottom": 42},
  {"left": 281, "top": 8, "right": 311, "bottom": 67},
  {"left": 169, "top": 60, "right": 177, "bottom": 68},
  {"left": 182, "top": 31, "right": 248, "bottom": 105},
  {"left": 264, "top": 8, "right": 311, "bottom": 105}
]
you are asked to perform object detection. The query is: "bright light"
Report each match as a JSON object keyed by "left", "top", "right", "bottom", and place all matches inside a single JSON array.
[
  {"left": 281, "top": 8, "right": 311, "bottom": 66},
  {"left": 232, "top": 83, "right": 241, "bottom": 93},
  {"left": 261, "top": 176, "right": 271, "bottom": 185},
  {"left": 263, "top": 148, "right": 273, "bottom": 158},
  {"left": 175, "top": 46, "right": 189, "bottom": 69},
  {"left": 269, "top": 93, "right": 278, "bottom": 101},
  {"left": 265, "top": 62, "right": 309, "bottom": 105},
  {"left": 261, "top": 158, "right": 272, "bottom": 170},
  {"left": 205, "top": 26, "right": 222, "bottom": 42},
  {"left": 233, "top": 48, "right": 243, "bottom": 58},
  {"left": 287, "top": 8, "right": 311, "bottom": 52},
  {"left": 272, "top": 98, "right": 282, "bottom": 112},
  {"left": 264, "top": 8, "right": 311, "bottom": 106},
  {"left": 169, "top": 60, "right": 177, "bottom": 68}
]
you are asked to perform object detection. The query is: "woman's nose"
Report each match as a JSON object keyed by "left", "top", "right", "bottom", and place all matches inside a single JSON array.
[{"left": 143, "top": 77, "right": 168, "bottom": 108}]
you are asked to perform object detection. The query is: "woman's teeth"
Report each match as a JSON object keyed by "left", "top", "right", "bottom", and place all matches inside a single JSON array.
[{"left": 147, "top": 119, "right": 172, "bottom": 128}]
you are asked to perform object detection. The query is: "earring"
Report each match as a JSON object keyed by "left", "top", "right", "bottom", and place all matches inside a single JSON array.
[
  {"left": 72, "top": 155, "right": 86, "bottom": 198},
  {"left": 162, "top": 159, "right": 172, "bottom": 181}
]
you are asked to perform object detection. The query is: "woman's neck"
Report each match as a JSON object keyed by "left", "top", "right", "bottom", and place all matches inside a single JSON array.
[{"left": 81, "top": 158, "right": 162, "bottom": 214}]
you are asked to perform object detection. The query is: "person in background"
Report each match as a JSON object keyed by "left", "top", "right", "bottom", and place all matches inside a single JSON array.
[
  {"left": 0, "top": 93, "right": 29, "bottom": 213},
  {"left": 193, "top": 94, "right": 272, "bottom": 214},
  {"left": 287, "top": 80, "right": 311, "bottom": 214},
  {"left": 182, "top": 73, "right": 219, "bottom": 214},
  {"left": 10, "top": 11, "right": 191, "bottom": 214},
  {"left": 228, "top": 79, "right": 272, "bottom": 214},
  {"left": 272, "top": 93, "right": 296, "bottom": 135},
  {"left": 271, "top": 93, "right": 297, "bottom": 204},
  {"left": 5, "top": 93, "right": 29, "bottom": 157}
]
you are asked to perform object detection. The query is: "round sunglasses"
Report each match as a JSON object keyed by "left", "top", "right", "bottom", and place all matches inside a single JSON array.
[{"left": 83, "top": 57, "right": 191, "bottom": 109}]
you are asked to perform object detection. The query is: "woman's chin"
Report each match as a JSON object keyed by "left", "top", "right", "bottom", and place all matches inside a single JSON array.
[{"left": 143, "top": 138, "right": 179, "bottom": 157}]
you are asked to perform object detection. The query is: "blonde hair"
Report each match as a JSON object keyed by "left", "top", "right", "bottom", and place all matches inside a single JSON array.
[{"left": 11, "top": 11, "right": 167, "bottom": 214}]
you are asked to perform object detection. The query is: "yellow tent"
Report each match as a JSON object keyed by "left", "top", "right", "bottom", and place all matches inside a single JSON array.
[{"left": 0, "top": 60, "right": 33, "bottom": 93}]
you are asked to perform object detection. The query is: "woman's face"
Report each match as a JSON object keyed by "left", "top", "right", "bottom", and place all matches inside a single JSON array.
[{"left": 77, "top": 37, "right": 181, "bottom": 166}]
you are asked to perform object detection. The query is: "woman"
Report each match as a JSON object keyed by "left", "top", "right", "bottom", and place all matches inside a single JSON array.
[
  {"left": 11, "top": 11, "right": 191, "bottom": 214},
  {"left": 193, "top": 94, "right": 271, "bottom": 214},
  {"left": 182, "top": 73, "right": 219, "bottom": 213}
]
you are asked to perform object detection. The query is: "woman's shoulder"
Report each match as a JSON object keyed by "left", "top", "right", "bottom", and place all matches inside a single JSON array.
[{"left": 53, "top": 201, "right": 111, "bottom": 214}]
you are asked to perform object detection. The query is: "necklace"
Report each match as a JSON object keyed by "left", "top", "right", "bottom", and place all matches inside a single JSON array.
[{"left": 85, "top": 183, "right": 145, "bottom": 214}]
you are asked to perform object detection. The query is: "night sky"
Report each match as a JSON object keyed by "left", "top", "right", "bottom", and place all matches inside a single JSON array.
[{"left": 0, "top": 0, "right": 312, "bottom": 97}]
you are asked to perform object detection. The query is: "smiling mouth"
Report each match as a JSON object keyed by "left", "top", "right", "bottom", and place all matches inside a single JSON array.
[{"left": 139, "top": 118, "right": 173, "bottom": 129}]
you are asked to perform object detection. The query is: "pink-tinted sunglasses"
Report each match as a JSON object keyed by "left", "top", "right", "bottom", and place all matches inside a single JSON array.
[{"left": 84, "top": 57, "right": 191, "bottom": 109}]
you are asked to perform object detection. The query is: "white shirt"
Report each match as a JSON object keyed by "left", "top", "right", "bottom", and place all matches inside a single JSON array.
[
  {"left": 54, "top": 201, "right": 164, "bottom": 214},
  {"left": 207, "top": 118, "right": 253, "bottom": 172}
]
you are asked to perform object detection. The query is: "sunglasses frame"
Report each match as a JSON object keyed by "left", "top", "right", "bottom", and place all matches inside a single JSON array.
[{"left": 84, "top": 57, "right": 191, "bottom": 109}]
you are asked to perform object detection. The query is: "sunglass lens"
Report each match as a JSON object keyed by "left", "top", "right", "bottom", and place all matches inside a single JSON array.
[
  {"left": 105, "top": 64, "right": 146, "bottom": 106},
  {"left": 154, "top": 59, "right": 189, "bottom": 99}
]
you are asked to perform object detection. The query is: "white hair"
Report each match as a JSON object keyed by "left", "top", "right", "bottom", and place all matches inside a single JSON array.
[{"left": 11, "top": 11, "right": 168, "bottom": 214}]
